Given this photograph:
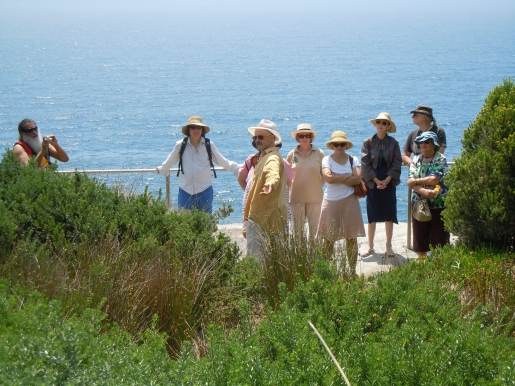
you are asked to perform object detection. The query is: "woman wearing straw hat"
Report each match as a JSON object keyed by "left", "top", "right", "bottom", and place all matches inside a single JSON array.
[
  {"left": 316, "top": 131, "right": 365, "bottom": 275},
  {"left": 286, "top": 123, "right": 325, "bottom": 241},
  {"left": 361, "top": 112, "right": 402, "bottom": 258}
]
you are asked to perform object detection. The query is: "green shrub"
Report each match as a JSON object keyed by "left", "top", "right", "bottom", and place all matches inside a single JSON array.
[
  {"left": 444, "top": 79, "right": 515, "bottom": 250},
  {"left": 0, "top": 201, "right": 16, "bottom": 261},
  {"left": 0, "top": 281, "right": 179, "bottom": 385},
  {"left": 180, "top": 248, "right": 514, "bottom": 385},
  {"left": 0, "top": 152, "right": 242, "bottom": 353}
]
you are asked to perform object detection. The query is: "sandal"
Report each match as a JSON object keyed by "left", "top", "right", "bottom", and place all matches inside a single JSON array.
[
  {"left": 361, "top": 248, "right": 375, "bottom": 257},
  {"left": 385, "top": 248, "right": 395, "bottom": 258}
]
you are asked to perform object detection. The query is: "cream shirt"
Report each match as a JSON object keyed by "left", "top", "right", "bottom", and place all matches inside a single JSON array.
[
  {"left": 157, "top": 137, "right": 239, "bottom": 195},
  {"left": 286, "top": 146, "right": 325, "bottom": 204}
]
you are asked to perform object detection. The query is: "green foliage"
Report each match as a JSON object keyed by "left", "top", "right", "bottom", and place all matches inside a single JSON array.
[
  {"left": 444, "top": 79, "right": 515, "bottom": 250},
  {"left": 182, "top": 248, "right": 514, "bottom": 385},
  {"left": 1, "top": 248, "right": 513, "bottom": 384},
  {"left": 0, "top": 152, "right": 241, "bottom": 353},
  {"left": 0, "top": 200, "right": 16, "bottom": 261},
  {"left": 0, "top": 281, "right": 177, "bottom": 385}
]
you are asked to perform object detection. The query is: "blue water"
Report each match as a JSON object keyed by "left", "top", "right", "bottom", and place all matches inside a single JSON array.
[{"left": 1, "top": 14, "right": 514, "bottom": 223}]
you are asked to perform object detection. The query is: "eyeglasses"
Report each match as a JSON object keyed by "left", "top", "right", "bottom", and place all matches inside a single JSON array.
[
  {"left": 376, "top": 120, "right": 389, "bottom": 126},
  {"left": 297, "top": 134, "right": 312, "bottom": 139},
  {"left": 21, "top": 126, "right": 38, "bottom": 133},
  {"left": 333, "top": 143, "right": 346, "bottom": 148},
  {"left": 253, "top": 135, "right": 265, "bottom": 140}
]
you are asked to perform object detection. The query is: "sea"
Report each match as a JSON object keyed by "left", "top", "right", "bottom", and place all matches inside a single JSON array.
[{"left": 1, "top": 12, "right": 514, "bottom": 223}]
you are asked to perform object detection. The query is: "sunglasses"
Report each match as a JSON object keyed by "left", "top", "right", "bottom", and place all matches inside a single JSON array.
[
  {"left": 21, "top": 126, "right": 38, "bottom": 133},
  {"left": 333, "top": 143, "right": 346, "bottom": 148},
  {"left": 297, "top": 134, "right": 312, "bottom": 139},
  {"left": 189, "top": 126, "right": 203, "bottom": 131},
  {"left": 253, "top": 135, "right": 266, "bottom": 140},
  {"left": 376, "top": 120, "right": 389, "bottom": 126}
]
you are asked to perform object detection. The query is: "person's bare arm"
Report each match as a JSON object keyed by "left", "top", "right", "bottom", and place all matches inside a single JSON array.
[
  {"left": 402, "top": 151, "right": 412, "bottom": 165},
  {"left": 412, "top": 185, "right": 439, "bottom": 199},
  {"left": 322, "top": 167, "right": 361, "bottom": 185},
  {"left": 12, "top": 144, "right": 30, "bottom": 166},
  {"left": 407, "top": 175, "right": 440, "bottom": 189},
  {"left": 47, "top": 136, "right": 69, "bottom": 162}
]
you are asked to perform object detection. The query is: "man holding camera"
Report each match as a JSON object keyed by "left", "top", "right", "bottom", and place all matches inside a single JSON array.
[{"left": 13, "top": 118, "right": 69, "bottom": 167}]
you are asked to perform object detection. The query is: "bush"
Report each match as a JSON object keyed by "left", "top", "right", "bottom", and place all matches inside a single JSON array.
[
  {"left": 0, "top": 201, "right": 16, "bottom": 261},
  {"left": 178, "top": 248, "right": 514, "bottom": 385},
  {"left": 444, "top": 79, "right": 515, "bottom": 250},
  {"left": 0, "top": 281, "right": 178, "bottom": 384},
  {"left": 0, "top": 152, "right": 242, "bottom": 353}
]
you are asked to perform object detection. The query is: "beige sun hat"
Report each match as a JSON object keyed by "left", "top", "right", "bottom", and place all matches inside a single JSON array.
[
  {"left": 369, "top": 112, "right": 397, "bottom": 133},
  {"left": 325, "top": 130, "right": 353, "bottom": 149},
  {"left": 247, "top": 119, "right": 282, "bottom": 145},
  {"left": 290, "top": 123, "right": 316, "bottom": 139},
  {"left": 181, "top": 115, "right": 210, "bottom": 136}
]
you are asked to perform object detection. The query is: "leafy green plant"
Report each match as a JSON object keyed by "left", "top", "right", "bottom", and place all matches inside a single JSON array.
[
  {"left": 0, "top": 152, "right": 242, "bottom": 353},
  {"left": 444, "top": 79, "right": 515, "bottom": 250}
]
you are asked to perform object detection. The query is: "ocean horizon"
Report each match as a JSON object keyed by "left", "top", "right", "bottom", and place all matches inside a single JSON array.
[{"left": 1, "top": 13, "right": 514, "bottom": 223}]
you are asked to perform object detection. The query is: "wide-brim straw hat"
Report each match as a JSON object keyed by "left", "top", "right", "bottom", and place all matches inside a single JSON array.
[
  {"left": 248, "top": 119, "right": 282, "bottom": 145},
  {"left": 325, "top": 130, "right": 353, "bottom": 150},
  {"left": 181, "top": 115, "right": 210, "bottom": 136},
  {"left": 290, "top": 123, "right": 316, "bottom": 139},
  {"left": 369, "top": 112, "right": 397, "bottom": 133}
]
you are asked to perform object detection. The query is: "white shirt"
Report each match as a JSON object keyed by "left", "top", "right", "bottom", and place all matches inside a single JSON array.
[
  {"left": 157, "top": 137, "right": 239, "bottom": 195},
  {"left": 322, "top": 154, "right": 360, "bottom": 201}
]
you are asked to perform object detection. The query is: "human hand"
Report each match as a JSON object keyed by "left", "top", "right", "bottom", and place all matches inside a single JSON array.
[
  {"left": 43, "top": 135, "right": 57, "bottom": 145},
  {"left": 156, "top": 166, "right": 170, "bottom": 176},
  {"left": 407, "top": 179, "right": 418, "bottom": 189},
  {"left": 260, "top": 184, "right": 272, "bottom": 194}
]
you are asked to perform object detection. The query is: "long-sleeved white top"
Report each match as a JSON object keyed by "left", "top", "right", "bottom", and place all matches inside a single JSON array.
[{"left": 157, "top": 137, "right": 239, "bottom": 195}]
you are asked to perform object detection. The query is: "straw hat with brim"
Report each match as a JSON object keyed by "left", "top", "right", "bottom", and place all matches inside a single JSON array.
[
  {"left": 410, "top": 105, "right": 433, "bottom": 119},
  {"left": 414, "top": 131, "right": 440, "bottom": 150},
  {"left": 290, "top": 123, "right": 316, "bottom": 139},
  {"left": 326, "top": 130, "right": 353, "bottom": 150},
  {"left": 369, "top": 112, "right": 397, "bottom": 133},
  {"left": 181, "top": 115, "right": 210, "bottom": 136},
  {"left": 248, "top": 119, "right": 282, "bottom": 145}
]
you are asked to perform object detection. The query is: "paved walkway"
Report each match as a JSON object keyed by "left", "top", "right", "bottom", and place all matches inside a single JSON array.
[{"left": 217, "top": 222, "right": 421, "bottom": 277}]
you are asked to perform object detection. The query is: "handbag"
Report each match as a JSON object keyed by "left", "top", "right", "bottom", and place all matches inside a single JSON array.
[
  {"left": 348, "top": 156, "right": 367, "bottom": 198},
  {"left": 353, "top": 180, "right": 368, "bottom": 198},
  {"left": 412, "top": 199, "right": 432, "bottom": 222}
]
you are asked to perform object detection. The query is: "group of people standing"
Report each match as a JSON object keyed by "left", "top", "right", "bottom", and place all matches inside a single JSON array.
[
  {"left": 12, "top": 105, "right": 450, "bottom": 273},
  {"left": 155, "top": 105, "right": 450, "bottom": 270}
]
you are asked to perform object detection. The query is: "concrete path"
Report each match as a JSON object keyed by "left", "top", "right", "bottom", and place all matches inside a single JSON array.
[{"left": 217, "top": 222, "right": 421, "bottom": 277}]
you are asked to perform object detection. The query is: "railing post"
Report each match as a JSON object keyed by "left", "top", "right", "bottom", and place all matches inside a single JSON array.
[
  {"left": 407, "top": 187, "right": 412, "bottom": 250},
  {"left": 165, "top": 174, "right": 171, "bottom": 209}
]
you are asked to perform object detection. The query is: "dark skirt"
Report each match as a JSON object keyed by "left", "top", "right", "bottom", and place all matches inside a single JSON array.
[
  {"left": 412, "top": 208, "right": 450, "bottom": 252},
  {"left": 366, "top": 185, "right": 398, "bottom": 223},
  {"left": 366, "top": 156, "right": 398, "bottom": 224}
]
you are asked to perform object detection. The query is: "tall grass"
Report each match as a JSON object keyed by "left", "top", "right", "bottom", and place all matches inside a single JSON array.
[
  {"left": 0, "top": 153, "right": 243, "bottom": 354},
  {"left": 260, "top": 232, "right": 356, "bottom": 305},
  {"left": 1, "top": 236, "right": 241, "bottom": 356}
]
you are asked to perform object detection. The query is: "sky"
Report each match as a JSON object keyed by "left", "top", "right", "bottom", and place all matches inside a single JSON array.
[{"left": 2, "top": 0, "right": 515, "bottom": 19}]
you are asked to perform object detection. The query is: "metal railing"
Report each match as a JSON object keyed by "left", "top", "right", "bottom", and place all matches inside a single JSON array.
[
  {"left": 60, "top": 162, "right": 453, "bottom": 251},
  {"left": 58, "top": 166, "right": 225, "bottom": 210}
]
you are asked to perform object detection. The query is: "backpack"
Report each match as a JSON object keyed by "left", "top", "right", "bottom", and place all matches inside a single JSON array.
[{"left": 176, "top": 136, "right": 217, "bottom": 178}]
